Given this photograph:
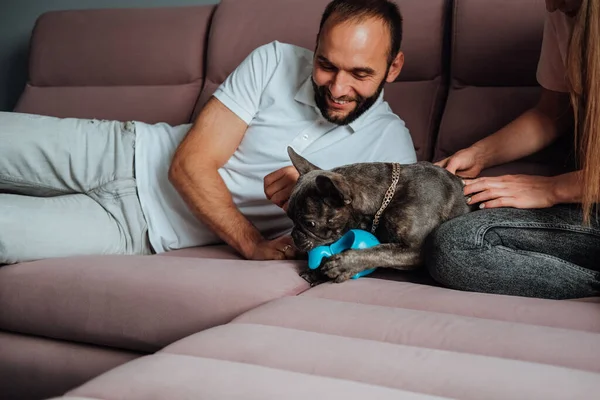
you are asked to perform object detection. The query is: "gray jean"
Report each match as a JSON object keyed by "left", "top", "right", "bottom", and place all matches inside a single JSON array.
[
  {"left": 425, "top": 205, "right": 600, "bottom": 299},
  {"left": 0, "top": 112, "right": 152, "bottom": 264}
]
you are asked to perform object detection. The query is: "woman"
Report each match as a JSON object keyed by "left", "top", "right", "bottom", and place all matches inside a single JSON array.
[{"left": 426, "top": 0, "right": 600, "bottom": 300}]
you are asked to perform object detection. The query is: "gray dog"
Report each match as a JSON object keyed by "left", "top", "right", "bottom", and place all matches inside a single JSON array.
[{"left": 285, "top": 147, "right": 472, "bottom": 283}]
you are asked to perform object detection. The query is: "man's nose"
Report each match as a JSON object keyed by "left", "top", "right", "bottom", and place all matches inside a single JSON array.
[{"left": 329, "top": 72, "right": 352, "bottom": 99}]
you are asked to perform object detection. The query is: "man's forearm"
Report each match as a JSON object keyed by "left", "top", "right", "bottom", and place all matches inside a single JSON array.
[
  {"left": 475, "top": 108, "right": 563, "bottom": 169},
  {"left": 169, "top": 164, "right": 263, "bottom": 258}
]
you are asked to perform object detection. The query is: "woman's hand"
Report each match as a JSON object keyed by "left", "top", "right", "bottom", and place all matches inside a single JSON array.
[
  {"left": 464, "top": 175, "right": 558, "bottom": 209},
  {"left": 435, "top": 146, "right": 486, "bottom": 178}
]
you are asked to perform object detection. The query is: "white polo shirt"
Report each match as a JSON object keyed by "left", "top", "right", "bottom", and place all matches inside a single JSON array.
[{"left": 134, "top": 41, "right": 416, "bottom": 253}]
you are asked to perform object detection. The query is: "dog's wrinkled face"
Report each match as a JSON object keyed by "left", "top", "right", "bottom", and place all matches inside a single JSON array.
[{"left": 286, "top": 147, "right": 354, "bottom": 251}]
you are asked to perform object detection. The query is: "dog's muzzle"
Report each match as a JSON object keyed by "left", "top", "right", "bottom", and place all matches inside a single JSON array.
[{"left": 291, "top": 229, "right": 314, "bottom": 252}]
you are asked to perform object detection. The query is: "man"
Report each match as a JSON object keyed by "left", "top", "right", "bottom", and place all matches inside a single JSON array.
[{"left": 0, "top": 0, "right": 416, "bottom": 264}]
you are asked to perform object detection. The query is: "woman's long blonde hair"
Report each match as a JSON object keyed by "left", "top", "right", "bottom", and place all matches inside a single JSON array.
[{"left": 567, "top": 0, "right": 600, "bottom": 224}]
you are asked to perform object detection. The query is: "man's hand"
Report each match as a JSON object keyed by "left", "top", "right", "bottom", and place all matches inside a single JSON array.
[
  {"left": 250, "top": 235, "right": 301, "bottom": 260},
  {"left": 463, "top": 174, "right": 557, "bottom": 209},
  {"left": 264, "top": 166, "right": 300, "bottom": 211},
  {"left": 435, "top": 146, "right": 486, "bottom": 178}
]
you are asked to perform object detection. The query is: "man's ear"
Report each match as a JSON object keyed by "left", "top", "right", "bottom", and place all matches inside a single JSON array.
[
  {"left": 315, "top": 174, "right": 352, "bottom": 207},
  {"left": 288, "top": 146, "right": 320, "bottom": 175},
  {"left": 385, "top": 51, "right": 404, "bottom": 83}
]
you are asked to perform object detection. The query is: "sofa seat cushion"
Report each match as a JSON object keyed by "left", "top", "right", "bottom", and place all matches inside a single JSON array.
[
  {"left": 231, "top": 296, "right": 600, "bottom": 372},
  {"left": 301, "top": 278, "right": 600, "bottom": 332},
  {"left": 0, "top": 255, "right": 309, "bottom": 353},
  {"left": 163, "top": 245, "right": 448, "bottom": 287},
  {"left": 59, "top": 352, "right": 444, "bottom": 400},
  {"left": 61, "top": 293, "right": 600, "bottom": 400},
  {"left": 0, "top": 331, "right": 141, "bottom": 400},
  {"left": 157, "top": 244, "right": 245, "bottom": 260},
  {"left": 229, "top": 296, "right": 600, "bottom": 399}
]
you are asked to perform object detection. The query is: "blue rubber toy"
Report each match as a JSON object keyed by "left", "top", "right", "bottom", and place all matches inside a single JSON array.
[{"left": 307, "top": 229, "right": 379, "bottom": 279}]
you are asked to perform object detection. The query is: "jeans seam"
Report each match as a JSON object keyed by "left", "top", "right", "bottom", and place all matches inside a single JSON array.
[
  {"left": 86, "top": 178, "right": 137, "bottom": 199},
  {"left": 86, "top": 190, "right": 128, "bottom": 254},
  {"left": 86, "top": 179, "right": 144, "bottom": 254},
  {"left": 89, "top": 187, "right": 137, "bottom": 200},
  {"left": 0, "top": 173, "right": 127, "bottom": 196},
  {"left": 475, "top": 222, "right": 600, "bottom": 247},
  {"left": 0, "top": 173, "right": 72, "bottom": 194},
  {"left": 495, "top": 245, "right": 597, "bottom": 277}
]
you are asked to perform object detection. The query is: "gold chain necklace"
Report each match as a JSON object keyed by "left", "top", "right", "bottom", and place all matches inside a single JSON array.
[{"left": 371, "top": 163, "right": 401, "bottom": 234}]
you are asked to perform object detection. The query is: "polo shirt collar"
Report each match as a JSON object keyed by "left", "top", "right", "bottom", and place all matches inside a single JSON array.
[{"left": 294, "top": 75, "right": 385, "bottom": 132}]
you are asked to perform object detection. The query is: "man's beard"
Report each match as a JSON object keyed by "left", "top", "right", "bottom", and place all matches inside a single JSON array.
[{"left": 312, "top": 78, "right": 386, "bottom": 126}]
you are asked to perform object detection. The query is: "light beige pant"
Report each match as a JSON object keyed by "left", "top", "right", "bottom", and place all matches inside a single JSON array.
[{"left": 0, "top": 112, "right": 152, "bottom": 264}]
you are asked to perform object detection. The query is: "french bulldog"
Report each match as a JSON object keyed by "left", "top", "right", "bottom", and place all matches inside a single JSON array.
[{"left": 285, "top": 146, "right": 472, "bottom": 283}]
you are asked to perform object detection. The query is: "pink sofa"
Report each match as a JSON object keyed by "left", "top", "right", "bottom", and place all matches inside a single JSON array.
[{"left": 1, "top": 0, "right": 599, "bottom": 399}]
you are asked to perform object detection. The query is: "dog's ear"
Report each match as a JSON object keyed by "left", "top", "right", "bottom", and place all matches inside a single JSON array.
[
  {"left": 315, "top": 174, "right": 352, "bottom": 207},
  {"left": 288, "top": 146, "right": 320, "bottom": 175}
]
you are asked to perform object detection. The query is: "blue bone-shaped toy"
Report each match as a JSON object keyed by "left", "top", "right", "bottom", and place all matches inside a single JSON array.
[{"left": 307, "top": 229, "right": 379, "bottom": 279}]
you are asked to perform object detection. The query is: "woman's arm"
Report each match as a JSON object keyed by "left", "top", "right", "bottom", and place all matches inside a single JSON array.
[
  {"left": 477, "top": 88, "right": 572, "bottom": 167},
  {"left": 552, "top": 170, "right": 584, "bottom": 204},
  {"left": 437, "top": 88, "right": 572, "bottom": 177}
]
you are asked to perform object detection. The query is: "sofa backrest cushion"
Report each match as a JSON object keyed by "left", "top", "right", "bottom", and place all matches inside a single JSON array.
[{"left": 14, "top": 6, "right": 215, "bottom": 126}]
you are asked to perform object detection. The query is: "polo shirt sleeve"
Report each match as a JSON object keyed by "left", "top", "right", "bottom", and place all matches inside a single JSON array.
[
  {"left": 212, "top": 41, "right": 281, "bottom": 124},
  {"left": 536, "top": 13, "right": 569, "bottom": 93},
  {"left": 373, "top": 119, "right": 418, "bottom": 164}
]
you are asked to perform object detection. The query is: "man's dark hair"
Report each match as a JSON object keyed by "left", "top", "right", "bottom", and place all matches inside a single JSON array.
[{"left": 317, "top": 0, "right": 403, "bottom": 65}]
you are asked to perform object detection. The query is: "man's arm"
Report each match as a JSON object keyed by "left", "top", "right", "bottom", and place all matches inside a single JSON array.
[{"left": 169, "top": 96, "right": 295, "bottom": 260}]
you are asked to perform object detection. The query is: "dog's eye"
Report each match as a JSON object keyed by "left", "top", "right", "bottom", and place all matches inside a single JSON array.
[{"left": 308, "top": 221, "right": 316, "bottom": 227}]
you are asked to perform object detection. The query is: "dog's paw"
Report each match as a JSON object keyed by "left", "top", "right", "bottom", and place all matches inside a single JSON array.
[
  {"left": 299, "top": 268, "right": 328, "bottom": 287},
  {"left": 320, "top": 252, "right": 364, "bottom": 283}
]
